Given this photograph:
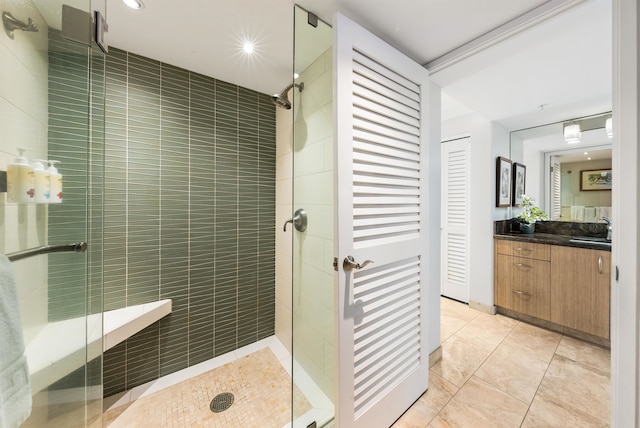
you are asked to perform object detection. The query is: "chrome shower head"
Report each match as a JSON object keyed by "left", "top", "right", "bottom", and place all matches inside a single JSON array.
[{"left": 271, "top": 82, "right": 304, "bottom": 109}]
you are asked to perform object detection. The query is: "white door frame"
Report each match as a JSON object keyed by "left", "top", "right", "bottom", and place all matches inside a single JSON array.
[{"left": 611, "top": 0, "right": 638, "bottom": 425}]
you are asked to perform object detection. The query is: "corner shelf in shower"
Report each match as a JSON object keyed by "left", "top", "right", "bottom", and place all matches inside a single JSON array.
[{"left": 25, "top": 299, "right": 172, "bottom": 393}]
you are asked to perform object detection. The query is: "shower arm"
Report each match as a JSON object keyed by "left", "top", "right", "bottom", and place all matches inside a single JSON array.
[{"left": 2, "top": 11, "right": 38, "bottom": 40}]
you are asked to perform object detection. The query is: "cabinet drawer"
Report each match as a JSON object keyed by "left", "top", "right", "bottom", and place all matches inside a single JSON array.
[
  {"left": 495, "top": 239, "right": 512, "bottom": 256},
  {"left": 512, "top": 257, "right": 551, "bottom": 319},
  {"left": 511, "top": 242, "right": 550, "bottom": 261}
]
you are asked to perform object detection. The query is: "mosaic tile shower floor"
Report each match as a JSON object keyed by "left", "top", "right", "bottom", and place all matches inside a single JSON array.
[{"left": 103, "top": 348, "right": 311, "bottom": 427}]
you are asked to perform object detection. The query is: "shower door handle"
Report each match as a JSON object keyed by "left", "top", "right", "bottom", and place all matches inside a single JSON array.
[
  {"left": 283, "top": 208, "right": 307, "bottom": 232},
  {"left": 343, "top": 256, "right": 374, "bottom": 272}
]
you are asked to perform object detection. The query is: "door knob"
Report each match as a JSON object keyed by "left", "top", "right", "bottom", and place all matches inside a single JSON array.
[{"left": 343, "top": 255, "right": 374, "bottom": 272}]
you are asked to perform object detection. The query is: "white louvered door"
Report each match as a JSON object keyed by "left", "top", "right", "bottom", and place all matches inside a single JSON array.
[
  {"left": 441, "top": 138, "right": 470, "bottom": 303},
  {"left": 335, "top": 13, "right": 430, "bottom": 428},
  {"left": 550, "top": 156, "right": 562, "bottom": 220}
]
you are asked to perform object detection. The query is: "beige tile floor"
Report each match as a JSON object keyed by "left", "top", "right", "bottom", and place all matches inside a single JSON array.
[
  {"left": 101, "top": 297, "right": 610, "bottom": 428},
  {"left": 102, "top": 348, "right": 311, "bottom": 427},
  {"left": 393, "top": 297, "right": 611, "bottom": 428}
]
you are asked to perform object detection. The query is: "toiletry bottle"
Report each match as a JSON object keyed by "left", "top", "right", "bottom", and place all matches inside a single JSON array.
[
  {"left": 6, "top": 148, "right": 35, "bottom": 203},
  {"left": 33, "top": 159, "right": 50, "bottom": 203},
  {"left": 48, "top": 160, "right": 62, "bottom": 203}
]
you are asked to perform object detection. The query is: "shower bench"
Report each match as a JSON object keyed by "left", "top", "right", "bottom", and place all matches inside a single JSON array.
[{"left": 25, "top": 299, "right": 172, "bottom": 392}]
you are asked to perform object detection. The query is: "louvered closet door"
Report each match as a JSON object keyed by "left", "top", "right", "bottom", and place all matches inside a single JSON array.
[
  {"left": 335, "top": 13, "right": 430, "bottom": 428},
  {"left": 550, "top": 156, "right": 561, "bottom": 220},
  {"left": 441, "top": 138, "right": 470, "bottom": 303}
]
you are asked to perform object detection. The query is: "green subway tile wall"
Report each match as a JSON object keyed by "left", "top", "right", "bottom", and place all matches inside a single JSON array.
[
  {"left": 100, "top": 48, "right": 276, "bottom": 396},
  {"left": 46, "top": 29, "right": 105, "bottom": 415},
  {"left": 47, "top": 30, "right": 91, "bottom": 321}
]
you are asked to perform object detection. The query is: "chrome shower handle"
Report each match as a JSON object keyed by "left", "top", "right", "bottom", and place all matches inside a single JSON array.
[{"left": 283, "top": 208, "right": 307, "bottom": 232}]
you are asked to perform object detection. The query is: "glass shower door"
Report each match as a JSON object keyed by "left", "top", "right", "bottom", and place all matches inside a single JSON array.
[
  {"left": 291, "top": 5, "right": 335, "bottom": 427},
  {"left": 0, "top": 0, "right": 105, "bottom": 426}
]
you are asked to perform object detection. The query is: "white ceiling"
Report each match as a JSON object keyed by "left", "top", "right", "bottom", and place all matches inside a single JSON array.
[
  {"left": 103, "top": 0, "right": 611, "bottom": 131},
  {"left": 432, "top": 0, "right": 612, "bottom": 130}
]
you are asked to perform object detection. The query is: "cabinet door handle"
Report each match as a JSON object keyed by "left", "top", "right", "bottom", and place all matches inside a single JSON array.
[
  {"left": 514, "top": 263, "right": 532, "bottom": 268},
  {"left": 513, "top": 290, "right": 531, "bottom": 298},
  {"left": 513, "top": 247, "right": 531, "bottom": 252},
  {"left": 598, "top": 255, "right": 603, "bottom": 274}
]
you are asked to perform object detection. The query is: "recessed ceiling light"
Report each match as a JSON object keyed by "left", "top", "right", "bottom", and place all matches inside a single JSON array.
[
  {"left": 587, "top": 157, "right": 592, "bottom": 160},
  {"left": 123, "top": 0, "right": 144, "bottom": 9},
  {"left": 584, "top": 152, "right": 589, "bottom": 155},
  {"left": 242, "top": 41, "right": 255, "bottom": 55}
]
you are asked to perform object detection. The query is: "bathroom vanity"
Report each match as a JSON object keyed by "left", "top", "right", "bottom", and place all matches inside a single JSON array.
[{"left": 494, "top": 222, "right": 611, "bottom": 345}]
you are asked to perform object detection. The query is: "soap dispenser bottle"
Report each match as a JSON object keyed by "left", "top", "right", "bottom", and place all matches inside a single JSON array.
[
  {"left": 48, "top": 160, "right": 62, "bottom": 203},
  {"left": 7, "top": 148, "right": 35, "bottom": 203},
  {"left": 33, "top": 159, "right": 50, "bottom": 203}
]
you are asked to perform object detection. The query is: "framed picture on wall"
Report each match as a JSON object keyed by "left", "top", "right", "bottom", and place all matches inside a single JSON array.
[
  {"left": 496, "top": 156, "right": 512, "bottom": 207},
  {"left": 512, "top": 162, "right": 526, "bottom": 206},
  {"left": 580, "top": 168, "right": 612, "bottom": 191}
]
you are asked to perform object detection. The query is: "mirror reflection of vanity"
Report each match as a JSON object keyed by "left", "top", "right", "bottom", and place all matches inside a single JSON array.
[{"left": 510, "top": 112, "right": 612, "bottom": 222}]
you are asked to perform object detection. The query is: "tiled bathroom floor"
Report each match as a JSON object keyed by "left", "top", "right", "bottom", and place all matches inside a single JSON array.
[
  {"left": 393, "top": 297, "right": 610, "bottom": 427},
  {"left": 102, "top": 348, "right": 311, "bottom": 427},
  {"left": 101, "top": 297, "right": 610, "bottom": 428}
]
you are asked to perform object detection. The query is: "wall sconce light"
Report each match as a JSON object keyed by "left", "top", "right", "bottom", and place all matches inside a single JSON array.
[
  {"left": 605, "top": 117, "right": 613, "bottom": 139},
  {"left": 564, "top": 123, "right": 581, "bottom": 144}
]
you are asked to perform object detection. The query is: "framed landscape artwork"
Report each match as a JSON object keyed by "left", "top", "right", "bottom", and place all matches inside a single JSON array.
[
  {"left": 496, "top": 156, "right": 512, "bottom": 207},
  {"left": 580, "top": 168, "right": 612, "bottom": 191}
]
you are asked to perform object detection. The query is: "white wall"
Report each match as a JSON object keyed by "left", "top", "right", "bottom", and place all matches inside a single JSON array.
[
  {"left": 0, "top": 0, "right": 49, "bottom": 344},
  {"left": 441, "top": 113, "right": 510, "bottom": 309},
  {"left": 522, "top": 142, "right": 545, "bottom": 208}
]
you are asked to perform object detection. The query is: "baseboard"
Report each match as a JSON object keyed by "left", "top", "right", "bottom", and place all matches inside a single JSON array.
[
  {"left": 469, "top": 300, "right": 497, "bottom": 315},
  {"left": 496, "top": 306, "right": 610, "bottom": 349},
  {"left": 429, "top": 346, "right": 442, "bottom": 367}
]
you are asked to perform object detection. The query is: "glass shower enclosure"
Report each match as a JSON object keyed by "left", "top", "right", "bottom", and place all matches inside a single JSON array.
[
  {"left": 0, "top": 0, "right": 104, "bottom": 426},
  {"left": 290, "top": 5, "right": 335, "bottom": 427}
]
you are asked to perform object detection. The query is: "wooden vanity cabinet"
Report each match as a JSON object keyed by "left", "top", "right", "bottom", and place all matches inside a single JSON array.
[
  {"left": 550, "top": 246, "right": 611, "bottom": 339},
  {"left": 494, "top": 240, "right": 551, "bottom": 320},
  {"left": 494, "top": 238, "right": 611, "bottom": 340}
]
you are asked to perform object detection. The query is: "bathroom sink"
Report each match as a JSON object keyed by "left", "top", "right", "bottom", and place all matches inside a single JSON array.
[{"left": 569, "top": 236, "right": 612, "bottom": 246}]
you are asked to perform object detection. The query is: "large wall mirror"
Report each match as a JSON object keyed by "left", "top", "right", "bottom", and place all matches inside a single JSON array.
[{"left": 510, "top": 112, "right": 612, "bottom": 222}]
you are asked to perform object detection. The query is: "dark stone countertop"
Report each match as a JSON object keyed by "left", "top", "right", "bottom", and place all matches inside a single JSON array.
[{"left": 494, "top": 232, "right": 612, "bottom": 252}]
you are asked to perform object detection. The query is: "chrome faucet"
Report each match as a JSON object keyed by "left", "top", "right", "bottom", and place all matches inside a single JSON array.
[{"left": 600, "top": 216, "right": 612, "bottom": 241}]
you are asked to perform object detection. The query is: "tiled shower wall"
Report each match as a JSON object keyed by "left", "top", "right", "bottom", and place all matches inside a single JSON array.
[
  {"left": 46, "top": 29, "right": 104, "bottom": 416},
  {"left": 101, "top": 48, "right": 276, "bottom": 396},
  {"left": 275, "top": 47, "right": 334, "bottom": 399},
  {"left": 0, "top": 1, "right": 49, "bottom": 344}
]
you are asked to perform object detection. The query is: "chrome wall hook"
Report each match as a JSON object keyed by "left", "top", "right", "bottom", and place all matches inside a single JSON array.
[{"left": 3, "top": 12, "right": 38, "bottom": 40}]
